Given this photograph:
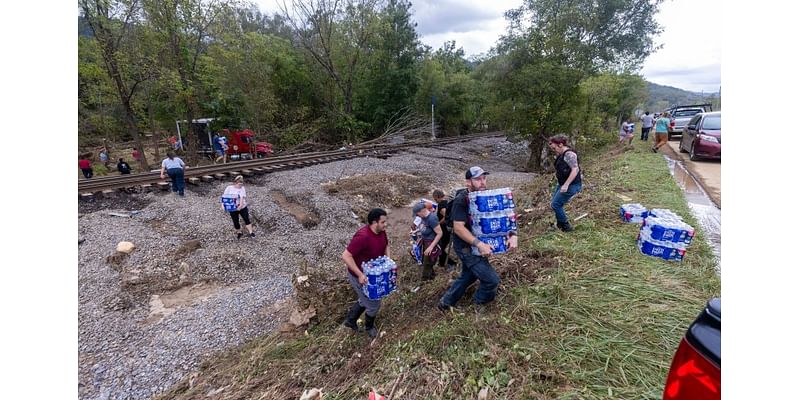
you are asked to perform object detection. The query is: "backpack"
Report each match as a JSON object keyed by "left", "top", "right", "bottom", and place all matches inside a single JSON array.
[{"left": 443, "top": 188, "right": 468, "bottom": 228}]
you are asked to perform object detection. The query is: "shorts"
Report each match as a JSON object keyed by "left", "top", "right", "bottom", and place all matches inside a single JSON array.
[
  {"left": 215, "top": 149, "right": 225, "bottom": 157},
  {"left": 655, "top": 132, "right": 668, "bottom": 139}
]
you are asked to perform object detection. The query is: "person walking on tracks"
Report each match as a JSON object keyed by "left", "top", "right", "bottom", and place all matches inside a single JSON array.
[
  {"left": 220, "top": 175, "right": 255, "bottom": 240},
  {"left": 342, "top": 208, "right": 390, "bottom": 338},
  {"left": 438, "top": 166, "right": 517, "bottom": 312},
  {"left": 160, "top": 151, "right": 186, "bottom": 196},
  {"left": 413, "top": 201, "right": 443, "bottom": 281},
  {"left": 548, "top": 135, "right": 582, "bottom": 232},
  {"left": 78, "top": 156, "right": 93, "bottom": 179}
]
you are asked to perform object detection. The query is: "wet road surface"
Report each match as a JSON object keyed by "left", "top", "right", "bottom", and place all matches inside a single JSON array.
[{"left": 665, "top": 156, "right": 721, "bottom": 275}]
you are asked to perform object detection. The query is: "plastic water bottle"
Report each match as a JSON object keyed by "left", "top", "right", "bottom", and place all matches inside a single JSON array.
[{"left": 469, "top": 188, "right": 515, "bottom": 213}]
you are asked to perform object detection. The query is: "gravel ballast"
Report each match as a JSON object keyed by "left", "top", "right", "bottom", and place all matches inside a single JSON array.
[{"left": 78, "top": 136, "right": 534, "bottom": 400}]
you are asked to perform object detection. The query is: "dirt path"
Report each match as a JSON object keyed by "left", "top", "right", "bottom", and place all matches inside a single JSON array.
[{"left": 664, "top": 141, "right": 720, "bottom": 208}]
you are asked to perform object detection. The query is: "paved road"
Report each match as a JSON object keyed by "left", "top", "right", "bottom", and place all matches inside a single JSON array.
[{"left": 664, "top": 141, "right": 720, "bottom": 208}]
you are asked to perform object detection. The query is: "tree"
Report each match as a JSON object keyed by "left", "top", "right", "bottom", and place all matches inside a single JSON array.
[
  {"left": 496, "top": 0, "right": 664, "bottom": 171},
  {"left": 79, "top": 0, "right": 153, "bottom": 170}
]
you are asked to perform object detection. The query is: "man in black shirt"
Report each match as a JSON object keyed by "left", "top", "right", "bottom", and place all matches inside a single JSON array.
[
  {"left": 432, "top": 189, "right": 458, "bottom": 270},
  {"left": 548, "top": 135, "right": 582, "bottom": 232},
  {"left": 438, "top": 166, "right": 517, "bottom": 312}
]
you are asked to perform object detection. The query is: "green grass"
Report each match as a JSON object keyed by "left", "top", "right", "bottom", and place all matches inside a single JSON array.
[{"left": 160, "top": 138, "right": 720, "bottom": 400}]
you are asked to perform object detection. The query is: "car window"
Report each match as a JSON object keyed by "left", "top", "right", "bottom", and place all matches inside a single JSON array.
[
  {"left": 688, "top": 115, "right": 702, "bottom": 127},
  {"left": 701, "top": 115, "right": 721, "bottom": 130},
  {"left": 673, "top": 109, "right": 703, "bottom": 117}
]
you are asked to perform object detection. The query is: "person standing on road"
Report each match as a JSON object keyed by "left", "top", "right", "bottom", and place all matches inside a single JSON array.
[
  {"left": 653, "top": 112, "right": 671, "bottom": 153},
  {"left": 548, "top": 135, "right": 583, "bottom": 232},
  {"left": 342, "top": 208, "right": 390, "bottom": 338},
  {"left": 220, "top": 175, "right": 255, "bottom": 239},
  {"left": 78, "top": 156, "right": 93, "bottom": 179},
  {"left": 413, "top": 201, "right": 443, "bottom": 281},
  {"left": 160, "top": 151, "right": 186, "bottom": 196},
  {"left": 640, "top": 111, "right": 654, "bottom": 141},
  {"left": 438, "top": 166, "right": 517, "bottom": 313},
  {"left": 117, "top": 158, "right": 132, "bottom": 175}
]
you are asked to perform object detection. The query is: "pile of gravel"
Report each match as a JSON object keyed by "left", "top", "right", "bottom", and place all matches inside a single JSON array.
[{"left": 78, "top": 136, "right": 532, "bottom": 400}]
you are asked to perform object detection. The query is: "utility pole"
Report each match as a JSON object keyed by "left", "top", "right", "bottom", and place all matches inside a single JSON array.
[{"left": 431, "top": 96, "right": 436, "bottom": 140}]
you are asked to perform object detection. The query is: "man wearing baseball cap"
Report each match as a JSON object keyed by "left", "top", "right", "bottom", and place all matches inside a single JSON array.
[{"left": 438, "top": 166, "right": 517, "bottom": 312}]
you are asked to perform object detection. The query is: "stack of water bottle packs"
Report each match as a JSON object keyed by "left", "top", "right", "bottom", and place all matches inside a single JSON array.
[
  {"left": 636, "top": 208, "right": 696, "bottom": 262},
  {"left": 361, "top": 256, "right": 398, "bottom": 300},
  {"left": 468, "top": 188, "right": 518, "bottom": 255},
  {"left": 619, "top": 203, "right": 649, "bottom": 224}
]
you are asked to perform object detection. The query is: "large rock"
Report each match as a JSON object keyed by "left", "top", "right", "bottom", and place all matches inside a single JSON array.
[{"left": 116, "top": 241, "right": 136, "bottom": 254}]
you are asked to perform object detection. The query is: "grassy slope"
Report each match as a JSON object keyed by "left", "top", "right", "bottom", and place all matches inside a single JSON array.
[{"left": 160, "top": 139, "right": 721, "bottom": 400}]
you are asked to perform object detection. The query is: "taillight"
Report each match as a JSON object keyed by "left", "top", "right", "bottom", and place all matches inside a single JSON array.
[{"left": 663, "top": 337, "right": 721, "bottom": 400}]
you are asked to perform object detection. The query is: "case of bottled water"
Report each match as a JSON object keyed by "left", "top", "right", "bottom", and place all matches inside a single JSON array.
[
  {"left": 647, "top": 208, "right": 683, "bottom": 221},
  {"left": 471, "top": 209, "right": 518, "bottom": 236},
  {"left": 467, "top": 187, "right": 517, "bottom": 255},
  {"left": 642, "top": 217, "right": 695, "bottom": 246},
  {"left": 619, "top": 203, "right": 648, "bottom": 223},
  {"left": 637, "top": 226, "right": 687, "bottom": 262},
  {"left": 468, "top": 188, "right": 516, "bottom": 213},
  {"left": 471, "top": 235, "right": 510, "bottom": 255},
  {"left": 361, "top": 256, "right": 398, "bottom": 300}
]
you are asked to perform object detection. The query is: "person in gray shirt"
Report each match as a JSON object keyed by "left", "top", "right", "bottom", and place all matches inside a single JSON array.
[
  {"left": 640, "top": 111, "right": 655, "bottom": 141},
  {"left": 412, "top": 201, "right": 443, "bottom": 281}
]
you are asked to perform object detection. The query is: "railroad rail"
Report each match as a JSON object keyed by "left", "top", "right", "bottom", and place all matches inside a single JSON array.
[{"left": 78, "top": 131, "right": 505, "bottom": 199}]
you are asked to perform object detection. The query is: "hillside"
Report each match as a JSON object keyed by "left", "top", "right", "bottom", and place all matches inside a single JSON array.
[{"left": 644, "top": 82, "right": 721, "bottom": 113}]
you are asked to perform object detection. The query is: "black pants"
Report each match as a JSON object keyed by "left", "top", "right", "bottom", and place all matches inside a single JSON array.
[
  {"left": 81, "top": 168, "right": 93, "bottom": 179},
  {"left": 229, "top": 206, "right": 251, "bottom": 230},
  {"left": 641, "top": 127, "right": 651, "bottom": 141},
  {"left": 437, "top": 226, "right": 455, "bottom": 266}
]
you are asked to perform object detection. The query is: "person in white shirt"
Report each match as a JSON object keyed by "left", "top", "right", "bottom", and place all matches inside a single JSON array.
[
  {"left": 220, "top": 175, "right": 255, "bottom": 239},
  {"left": 640, "top": 111, "right": 654, "bottom": 141},
  {"left": 160, "top": 151, "right": 186, "bottom": 196}
]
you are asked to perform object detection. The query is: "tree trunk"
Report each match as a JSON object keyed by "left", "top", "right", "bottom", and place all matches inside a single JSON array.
[
  {"left": 147, "top": 86, "right": 160, "bottom": 162},
  {"left": 525, "top": 128, "right": 548, "bottom": 172}
]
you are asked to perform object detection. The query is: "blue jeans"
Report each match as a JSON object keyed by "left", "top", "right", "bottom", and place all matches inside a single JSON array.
[
  {"left": 440, "top": 250, "right": 500, "bottom": 306},
  {"left": 551, "top": 181, "right": 582, "bottom": 223},
  {"left": 167, "top": 168, "right": 185, "bottom": 195}
]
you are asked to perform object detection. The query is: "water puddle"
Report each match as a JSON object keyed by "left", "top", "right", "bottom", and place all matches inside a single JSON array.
[{"left": 665, "top": 157, "right": 721, "bottom": 275}]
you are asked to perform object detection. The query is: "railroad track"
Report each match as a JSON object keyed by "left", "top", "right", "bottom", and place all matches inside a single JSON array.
[{"left": 78, "top": 132, "right": 506, "bottom": 199}]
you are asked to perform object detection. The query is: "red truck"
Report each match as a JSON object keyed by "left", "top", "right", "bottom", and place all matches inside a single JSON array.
[{"left": 221, "top": 129, "right": 273, "bottom": 160}]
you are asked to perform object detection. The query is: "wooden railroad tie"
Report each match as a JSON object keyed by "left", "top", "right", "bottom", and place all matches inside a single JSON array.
[
  {"left": 228, "top": 171, "right": 241, "bottom": 177},
  {"left": 101, "top": 189, "right": 116, "bottom": 199},
  {"left": 188, "top": 177, "right": 200, "bottom": 185},
  {"left": 242, "top": 169, "right": 253, "bottom": 176},
  {"left": 214, "top": 173, "right": 226, "bottom": 180},
  {"left": 80, "top": 193, "right": 94, "bottom": 201},
  {"left": 201, "top": 175, "right": 214, "bottom": 182},
  {"left": 140, "top": 184, "right": 153, "bottom": 193},
  {"left": 157, "top": 182, "right": 170, "bottom": 191}
]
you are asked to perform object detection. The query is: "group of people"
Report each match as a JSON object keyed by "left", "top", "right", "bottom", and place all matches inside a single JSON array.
[
  {"left": 620, "top": 111, "right": 674, "bottom": 154},
  {"left": 341, "top": 134, "right": 583, "bottom": 338},
  {"left": 77, "top": 148, "right": 139, "bottom": 179}
]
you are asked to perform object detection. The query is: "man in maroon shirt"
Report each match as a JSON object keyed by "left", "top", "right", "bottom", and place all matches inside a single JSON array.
[{"left": 342, "top": 208, "right": 390, "bottom": 338}]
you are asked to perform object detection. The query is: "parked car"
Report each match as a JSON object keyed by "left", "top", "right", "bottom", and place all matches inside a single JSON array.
[
  {"left": 668, "top": 108, "right": 706, "bottom": 140},
  {"left": 662, "top": 298, "right": 720, "bottom": 400},
  {"left": 679, "top": 111, "right": 721, "bottom": 161}
]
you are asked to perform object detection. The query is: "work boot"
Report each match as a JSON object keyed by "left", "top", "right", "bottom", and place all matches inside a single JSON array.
[
  {"left": 364, "top": 314, "right": 378, "bottom": 338},
  {"left": 559, "top": 221, "right": 574, "bottom": 232},
  {"left": 343, "top": 303, "right": 365, "bottom": 332}
]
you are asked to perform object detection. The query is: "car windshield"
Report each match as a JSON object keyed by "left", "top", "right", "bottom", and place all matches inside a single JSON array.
[
  {"left": 702, "top": 116, "right": 721, "bottom": 130},
  {"left": 673, "top": 109, "right": 703, "bottom": 117}
]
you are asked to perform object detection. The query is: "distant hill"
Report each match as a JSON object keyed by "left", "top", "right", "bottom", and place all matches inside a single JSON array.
[{"left": 644, "top": 82, "right": 720, "bottom": 113}]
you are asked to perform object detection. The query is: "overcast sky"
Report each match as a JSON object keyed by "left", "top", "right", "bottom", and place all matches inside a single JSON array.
[{"left": 254, "top": 0, "right": 721, "bottom": 93}]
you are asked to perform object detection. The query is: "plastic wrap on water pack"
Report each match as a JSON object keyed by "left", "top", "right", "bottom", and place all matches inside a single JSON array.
[{"left": 361, "top": 256, "right": 397, "bottom": 300}]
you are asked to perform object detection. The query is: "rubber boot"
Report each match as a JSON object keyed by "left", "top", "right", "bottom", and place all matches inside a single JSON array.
[
  {"left": 343, "top": 302, "right": 365, "bottom": 332},
  {"left": 364, "top": 314, "right": 378, "bottom": 338}
]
